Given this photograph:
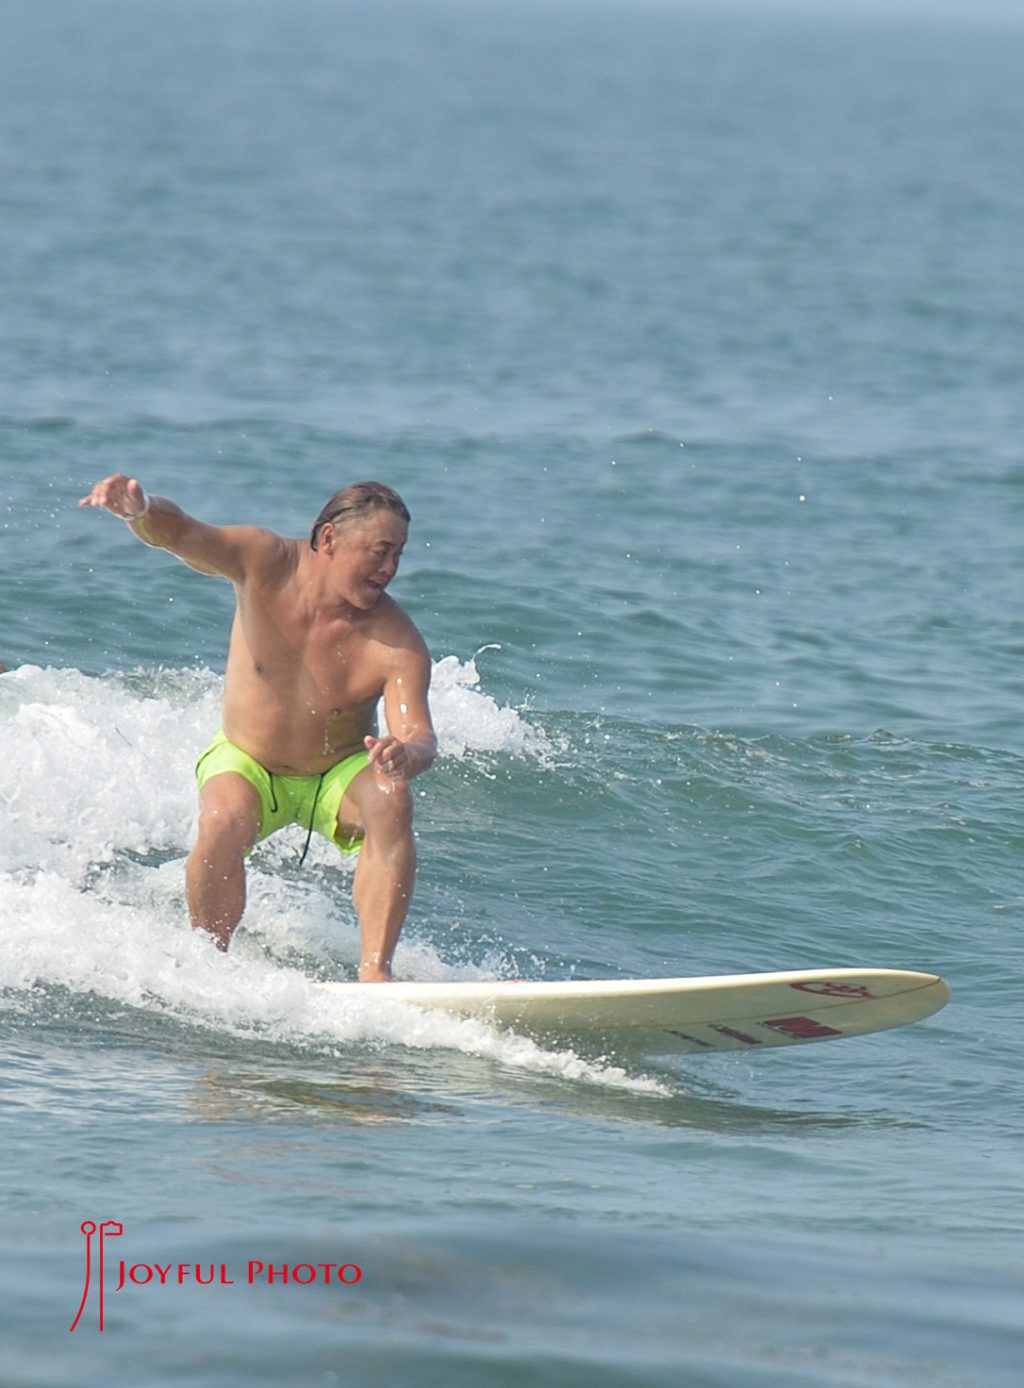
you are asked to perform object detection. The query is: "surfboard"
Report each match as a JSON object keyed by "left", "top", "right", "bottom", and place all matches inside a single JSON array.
[{"left": 320, "top": 967, "right": 950, "bottom": 1057}]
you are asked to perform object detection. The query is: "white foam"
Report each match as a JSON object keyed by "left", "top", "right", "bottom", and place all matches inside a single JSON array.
[
  {"left": 0, "top": 661, "right": 660, "bottom": 1093},
  {"left": 0, "top": 664, "right": 217, "bottom": 878},
  {"left": 414, "top": 648, "right": 557, "bottom": 761}
]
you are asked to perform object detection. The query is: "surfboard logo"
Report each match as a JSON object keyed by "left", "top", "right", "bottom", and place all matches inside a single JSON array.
[
  {"left": 790, "top": 980, "right": 875, "bottom": 1000},
  {"left": 764, "top": 1016, "right": 844, "bottom": 1039},
  {"left": 710, "top": 1024, "right": 762, "bottom": 1046}
]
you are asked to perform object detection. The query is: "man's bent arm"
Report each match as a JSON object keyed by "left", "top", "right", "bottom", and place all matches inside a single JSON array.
[{"left": 367, "top": 640, "right": 437, "bottom": 781}]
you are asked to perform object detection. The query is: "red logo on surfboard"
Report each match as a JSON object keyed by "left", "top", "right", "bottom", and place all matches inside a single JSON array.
[
  {"left": 790, "top": 980, "right": 875, "bottom": 1000},
  {"left": 765, "top": 1016, "right": 844, "bottom": 1039}
]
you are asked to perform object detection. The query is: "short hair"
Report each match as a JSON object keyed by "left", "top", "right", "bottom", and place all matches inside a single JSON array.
[{"left": 310, "top": 482, "right": 411, "bottom": 550}]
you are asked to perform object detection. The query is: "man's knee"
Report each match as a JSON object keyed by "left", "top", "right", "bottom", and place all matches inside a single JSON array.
[
  {"left": 359, "top": 777, "right": 414, "bottom": 840},
  {"left": 195, "top": 775, "right": 261, "bottom": 852}
]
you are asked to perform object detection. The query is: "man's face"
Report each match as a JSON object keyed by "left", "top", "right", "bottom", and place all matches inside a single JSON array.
[{"left": 328, "top": 510, "right": 408, "bottom": 610}]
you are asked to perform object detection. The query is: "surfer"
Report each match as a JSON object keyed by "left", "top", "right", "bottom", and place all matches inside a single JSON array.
[{"left": 79, "top": 474, "right": 436, "bottom": 981}]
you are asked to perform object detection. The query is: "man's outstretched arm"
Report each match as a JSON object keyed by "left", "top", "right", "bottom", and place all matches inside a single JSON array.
[{"left": 79, "top": 473, "right": 280, "bottom": 581}]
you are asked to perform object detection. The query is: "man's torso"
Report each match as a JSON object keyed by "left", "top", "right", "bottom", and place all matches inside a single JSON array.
[{"left": 219, "top": 539, "right": 408, "bottom": 775}]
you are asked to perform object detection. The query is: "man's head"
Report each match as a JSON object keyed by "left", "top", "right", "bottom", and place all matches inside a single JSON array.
[
  {"left": 310, "top": 482, "right": 410, "bottom": 551},
  {"left": 310, "top": 482, "right": 410, "bottom": 610}
]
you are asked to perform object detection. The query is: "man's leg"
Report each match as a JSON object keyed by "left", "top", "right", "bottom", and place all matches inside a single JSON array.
[
  {"left": 339, "top": 769, "right": 416, "bottom": 982},
  {"left": 186, "top": 773, "right": 261, "bottom": 951}
]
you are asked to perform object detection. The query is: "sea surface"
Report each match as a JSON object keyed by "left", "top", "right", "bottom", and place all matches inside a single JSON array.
[{"left": 1, "top": 1, "right": 1022, "bottom": 1384}]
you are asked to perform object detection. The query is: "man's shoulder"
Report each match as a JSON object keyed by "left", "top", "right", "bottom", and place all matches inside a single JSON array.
[
  {"left": 235, "top": 530, "right": 299, "bottom": 586},
  {"left": 372, "top": 596, "right": 430, "bottom": 656}
]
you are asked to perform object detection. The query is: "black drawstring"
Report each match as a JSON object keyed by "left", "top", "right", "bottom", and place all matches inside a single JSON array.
[{"left": 297, "top": 772, "right": 326, "bottom": 868}]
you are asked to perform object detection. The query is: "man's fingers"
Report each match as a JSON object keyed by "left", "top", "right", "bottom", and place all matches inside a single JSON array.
[
  {"left": 365, "top": 736, "right": 406, "bottom": 778},
  {"left": 365, "top": 738, "right": 393, "bottom": 770}
]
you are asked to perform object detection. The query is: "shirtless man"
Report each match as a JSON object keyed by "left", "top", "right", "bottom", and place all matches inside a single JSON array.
[{"left": 79, "top": 474, "right": 436, "bottom": 981}]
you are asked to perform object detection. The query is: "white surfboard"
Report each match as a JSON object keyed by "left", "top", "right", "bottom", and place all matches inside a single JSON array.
[{"left": 320, "top": 967, "right": 950, "bottom": 1057}]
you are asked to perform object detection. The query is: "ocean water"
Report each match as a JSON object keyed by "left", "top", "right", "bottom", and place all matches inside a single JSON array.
[{"left": 2, "top": 0, "right": 1022, "bottom": 1383}]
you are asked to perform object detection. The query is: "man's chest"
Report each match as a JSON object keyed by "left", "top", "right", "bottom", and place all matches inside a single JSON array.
[{"left": 236, "top": 600, "right": 384, "bottom": 697}]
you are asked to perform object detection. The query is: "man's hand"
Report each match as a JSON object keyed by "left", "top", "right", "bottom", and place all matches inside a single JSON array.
[
  {"left": 79, "top": 474, "right": 149, "bottom": 521},
  {"left": 364, "top": 734, "right": 417, "bottom": 781}
]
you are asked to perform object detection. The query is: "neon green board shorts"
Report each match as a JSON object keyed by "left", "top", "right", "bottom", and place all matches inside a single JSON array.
[{"left": 195, "top": 730, "right": 369, "bottom": 854}]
